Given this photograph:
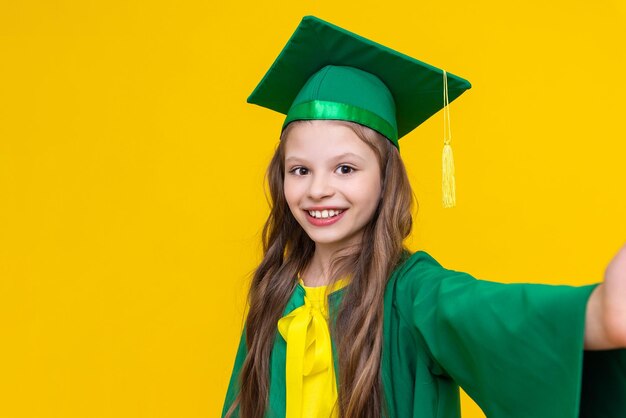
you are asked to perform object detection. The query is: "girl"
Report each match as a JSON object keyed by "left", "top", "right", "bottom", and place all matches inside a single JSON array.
[{"left": 222, "top": 15, "right": 626, "bottom": 418}]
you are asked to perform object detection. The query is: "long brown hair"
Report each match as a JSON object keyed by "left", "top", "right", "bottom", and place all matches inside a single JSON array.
[{"left": 224, "top": 120, "right": 416, "bottom": 417}]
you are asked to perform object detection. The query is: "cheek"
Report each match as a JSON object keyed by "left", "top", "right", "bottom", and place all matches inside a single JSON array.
[
  {"left": 283, "top": 179, "right": 301, "bottom": 209},
  {"left": 353, "top": 176, "right": 382, "bottom": 207}
]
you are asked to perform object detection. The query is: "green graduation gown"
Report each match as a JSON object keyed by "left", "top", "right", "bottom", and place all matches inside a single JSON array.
[{"left": 222, "top": 250, "right": 626, "bottom": 417}]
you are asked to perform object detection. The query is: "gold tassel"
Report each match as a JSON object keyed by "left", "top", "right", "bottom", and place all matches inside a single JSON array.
[
  {"left": 442, "top": 142, "right": 456, "bottom": 208},
  {"left": 442, "top": 70, "right": 456, "bottom": 208}
]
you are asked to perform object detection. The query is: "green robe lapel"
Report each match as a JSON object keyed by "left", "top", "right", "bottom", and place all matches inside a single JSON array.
[{"left": 267, "top": 282, "right": 347, "bottom": 418}]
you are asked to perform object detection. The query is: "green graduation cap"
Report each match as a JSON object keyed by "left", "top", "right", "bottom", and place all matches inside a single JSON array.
[{"left": 247, "top": 15, "right": 471, "bottom": 208}]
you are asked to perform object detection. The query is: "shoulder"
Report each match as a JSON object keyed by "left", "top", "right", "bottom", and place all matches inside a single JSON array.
[
  {"left": 386, "top": 249, "right": 480, "bottom": 314},
  {"left": 390, "top": 249, "right": 471, "bottom": 290},
  {"left": 391, "top": 249, "right": 444, "bottom": 276}
]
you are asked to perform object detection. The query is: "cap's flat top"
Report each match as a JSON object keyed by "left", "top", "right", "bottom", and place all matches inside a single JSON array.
[{"left": 247, "top": 15, "right": 471, "bottom": 140}]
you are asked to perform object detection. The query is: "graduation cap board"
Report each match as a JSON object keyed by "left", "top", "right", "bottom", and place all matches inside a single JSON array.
[{"left": 247, "top": 15, "right": 472, "bottom": 207}]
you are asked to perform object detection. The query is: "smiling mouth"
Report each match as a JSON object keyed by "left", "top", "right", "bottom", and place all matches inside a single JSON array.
[{"left": 305, "top": 209, "right": 345, "bottom": 219}]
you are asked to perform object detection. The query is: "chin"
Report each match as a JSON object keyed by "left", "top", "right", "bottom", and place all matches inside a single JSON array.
[{"left": 309, "top": 232, "right": 360, "bottom": 248}]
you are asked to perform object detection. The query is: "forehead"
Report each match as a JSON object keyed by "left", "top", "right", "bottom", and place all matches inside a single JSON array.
[{"left": 284, "top": 121, "right": 376, "bottom": 162}]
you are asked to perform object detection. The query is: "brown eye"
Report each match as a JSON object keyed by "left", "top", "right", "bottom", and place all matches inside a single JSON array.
[
  {"left": 337, "top": 165, "right": 355, "bottom": 174},
  {"left": 289, "top": 167, "right": 309, "bottom": 176}
]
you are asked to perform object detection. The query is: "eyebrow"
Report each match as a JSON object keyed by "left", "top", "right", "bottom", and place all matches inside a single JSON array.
[{"left": 285, "top": 152, "right": 366, "bottom": 164}]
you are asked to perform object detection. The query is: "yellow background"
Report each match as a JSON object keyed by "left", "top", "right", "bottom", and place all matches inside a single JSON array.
[{"left": 1, "top": 1, "right": 625, "bottom": 417}]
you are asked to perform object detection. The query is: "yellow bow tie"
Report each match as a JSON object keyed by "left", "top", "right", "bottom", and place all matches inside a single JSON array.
[{"left": 277, "top": 278, "right": 348, "bottom": 418}]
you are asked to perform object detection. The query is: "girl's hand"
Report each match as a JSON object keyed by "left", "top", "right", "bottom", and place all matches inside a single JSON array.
[{"left": 584, "top": 242, "right": 626, "bottom": 350}]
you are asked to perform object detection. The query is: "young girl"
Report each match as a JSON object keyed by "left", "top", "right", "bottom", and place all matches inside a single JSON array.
[{"left": 222, "top": 16, "right": 626, "bottom": 418}]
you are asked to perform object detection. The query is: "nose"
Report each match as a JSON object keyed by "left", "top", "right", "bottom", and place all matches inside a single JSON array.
[{"left": 307, "top": 172, "right": 334, "bottom": 200}]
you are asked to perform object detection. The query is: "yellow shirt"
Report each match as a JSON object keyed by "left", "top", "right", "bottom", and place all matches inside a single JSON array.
[{"left": 277, "top": 276, "right": 350, "bottom": 418}]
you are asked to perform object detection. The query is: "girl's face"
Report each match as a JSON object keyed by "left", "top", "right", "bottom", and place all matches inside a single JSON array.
[{"left": 283, "top": 120, "right": 382, "bottom": 252}]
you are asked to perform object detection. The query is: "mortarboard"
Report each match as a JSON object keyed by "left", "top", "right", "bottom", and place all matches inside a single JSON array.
[{"left": 247, "top": 15, "right": 471, "bottom": 208}]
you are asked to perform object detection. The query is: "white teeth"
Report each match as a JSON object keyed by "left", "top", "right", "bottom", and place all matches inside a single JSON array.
[{"left": 307, "top": 209, "right": 344, "bottom": 219}]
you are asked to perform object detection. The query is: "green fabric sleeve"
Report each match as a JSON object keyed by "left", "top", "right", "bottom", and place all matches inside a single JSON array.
[
  {"left": 221, "top": 328, "right": 247, "bottom": 418},
  {"left": 398, "top": 251, "right": 626, "bottom": 418}
]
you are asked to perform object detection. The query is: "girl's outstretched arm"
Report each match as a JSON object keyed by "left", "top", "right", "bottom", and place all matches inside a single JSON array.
[{"left": 585, "top": 243, "right": 626, "bottom": 350}]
